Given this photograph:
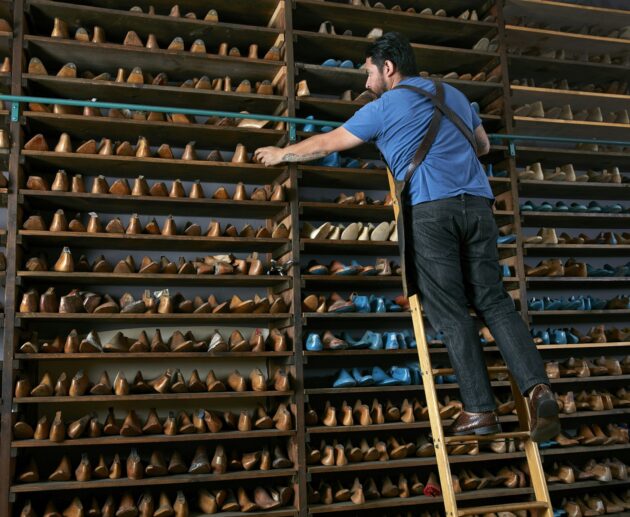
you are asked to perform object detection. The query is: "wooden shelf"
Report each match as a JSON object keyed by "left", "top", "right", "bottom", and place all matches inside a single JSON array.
[
  {"left": 17, "top": 271, "right": 292, "bottom": 288},
  {"left": 507, "top": 55, "right": 630, "bottom": 91},
  {"left": 25, "top": 112, "right": 284, "bottom": 150},
  {"left": 15, "top": 390, "right": 293, "bottom": 404},
  {"left": 309, "top": 488, "right": 533, "bottom": 514},
  {"left": 504, "top": 0, "right": 630, "bottom": 33},
  {"left": 12, "top": 429, "right": 295, "bottom": 448},
  {"left": 295, "top": 63, "right": 502, "bottom": 102},
  {"left": 16, "top": 351, "right": 294, "bottom": 360},
  {"left": 29, "top": 0, "right": 282, "bottom": 50},
  {"left": 16, "top": 313, "right": 293, "bottom": 324},
  {"left": 524, "top": 244, "right": 630, "bottom": 257},
  {"left": 511, "top": 85, "right": 630, "bottom": 113},
  {"left": 293, "top": 0, "right": 495, "bottom": 49},
  {"left": 307, "top": 411, "right": 630, "bottom": 436},
  {"left": 546, "top": 478, "right": 630, "bottom": 495},
  {"left": 297, "top": 165, "right": 388, "bottom": 190},
  {"left": 21, "top": 190, "right": 289, "bottom": 219},
  {"left": 526, "top": 277, "right": 630, "bottom": 287},
  {"left": 529, "top": 310, "right": 630, "bottom": 319},
  {"left": 10, "top": 468, "right": 297, "bottom": 493},
  {"left": 303, "top": 312, "right": 410, "bottom": 322},
  {"left": 301, "top": 274, "right": 403, "bottom": 288},
  {"left": 506, "top": 25, "right": 630, "bottom": 57},
  {"left": 513, "top": 116, "right": 630, "bottom": 142},
  {"left": 55, "top": 0, "right": 283, "bottom": 28},
  {"left": 19, "top": 231, "right": 290, "bottom": 253},
  {"left": 300, "top": 201, "right": 392, "bottom": 221},
  {"left": 293, "top": 31, "right": 499, "bottom": 75},
  {"left": 301, "top": 238, "right": 398, "bottom": 255},
  {"left": 304, "top": 348, "right": 418, "bottom": 358},
  {"left": 521, "top": 211, "right": 630, "bottom": 229},
  {"left": 21, "top": 151, "right": 288, "bottom": 185},
  {"left": 25, "top": 75, "right": 286, "bottom": 116},
  {"left": 309, "top": 453, "right": 519, "bottom": 476},
  {"left": 25, "top": 35, "right": 284, "bottom": 85},
  {"left": 519, "top": 180, "right": 630, "bottom": 200}
]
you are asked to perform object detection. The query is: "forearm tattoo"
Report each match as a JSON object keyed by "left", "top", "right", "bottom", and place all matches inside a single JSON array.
[{"left": 281, "top": 151, "right": 328, "bottom": 162}]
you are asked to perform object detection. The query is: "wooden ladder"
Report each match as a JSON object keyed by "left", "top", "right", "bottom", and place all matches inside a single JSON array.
[{"left": 388, "top": 173, "right": 553, "bottom": 517}]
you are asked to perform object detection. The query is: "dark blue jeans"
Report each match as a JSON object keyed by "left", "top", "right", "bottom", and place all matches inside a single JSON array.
[{"left": 411, "top": 194, "right": 548, "bottom": 412}]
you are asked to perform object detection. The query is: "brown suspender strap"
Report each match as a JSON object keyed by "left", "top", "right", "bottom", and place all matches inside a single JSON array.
[
  {"left": 394, "top": 82, "right": 478, "bottom": 162},
  {"left": 402, "top": 81, "right": 445, "bottom": 183}
]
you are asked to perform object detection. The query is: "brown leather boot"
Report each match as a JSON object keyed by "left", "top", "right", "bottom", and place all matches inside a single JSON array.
[
  {"left": 528, "top": 383, "right": 561, "bottom": 442},
  {"left": 446, "top": 410, "right": 501, "bottom": 436}
]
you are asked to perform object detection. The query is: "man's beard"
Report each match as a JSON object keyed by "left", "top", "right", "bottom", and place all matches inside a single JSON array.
[{"left": 371, "top": 76, "right": 388, "bottom": 97}]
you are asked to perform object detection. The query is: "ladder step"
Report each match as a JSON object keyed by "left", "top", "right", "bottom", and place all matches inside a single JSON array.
[
  {"left": 444, "top": 431, "right": 530, "bottom": 443},
  {"left": 432, "top": 366, "right": 508, "bottom": 375},
  {"left": 458, "top": 501, "right": 549, "bottom": 516}
]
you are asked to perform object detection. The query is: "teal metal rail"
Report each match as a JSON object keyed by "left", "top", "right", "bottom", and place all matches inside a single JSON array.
[{"left": 2, "top": 93, "right": 630, "bottom": 150}]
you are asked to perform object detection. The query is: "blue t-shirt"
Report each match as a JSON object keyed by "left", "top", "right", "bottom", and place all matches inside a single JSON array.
[{"left": 343, "top": 77, "right": 493, "bottom": 205}]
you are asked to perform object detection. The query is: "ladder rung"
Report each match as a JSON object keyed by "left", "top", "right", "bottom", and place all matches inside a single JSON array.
[
  {"left": 458, "top": 501, "right": 550, "bottom": 516},
  {"left": 444, "top": 431, "right": 530, "bottom": 443},
  {"left": 432, "top": 366, "right": 508, "bottom": 375}
]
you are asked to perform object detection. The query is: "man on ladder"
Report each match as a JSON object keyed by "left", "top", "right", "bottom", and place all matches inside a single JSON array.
[{"left": 255, "top": 30, "right": 560, "bottom": 511}]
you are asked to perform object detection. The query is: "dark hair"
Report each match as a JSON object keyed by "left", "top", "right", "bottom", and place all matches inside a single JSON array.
[{"left": 365, "top": 32, "right": 417, "bottom": 76}]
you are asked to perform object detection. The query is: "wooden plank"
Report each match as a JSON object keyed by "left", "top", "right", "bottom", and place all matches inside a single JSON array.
[{"left": 459, "top": 501, "right": 549, "bottom": 516}]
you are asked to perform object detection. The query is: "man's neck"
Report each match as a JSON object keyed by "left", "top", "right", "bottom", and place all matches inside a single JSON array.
[{"left": 389, "top": 74, "right": 410, "bottom": 90}]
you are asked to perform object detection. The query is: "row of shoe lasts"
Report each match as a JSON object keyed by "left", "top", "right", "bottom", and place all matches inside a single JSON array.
[
  {"left": 301, "top": 220, "right": 397, "bottom": 241},
  {"left": 19, "top": 288, "right": 290, "bottom": 314},
  {"left": 546, "top": 458, "right": 628, "bottom": 485},
  {"left": 526, "top": 258, "right": 630, "bottom": 278},
  {"left": 14, "top": 403, "right": 294, "bottom": 442},
  {"left": 22, "top": 210, "right": 291, "bottom": 240},
  {"left": 20, "top": 483, "right": 295, "bottom": 517},
  {"left": 296, "top": 79, "right": 377, "bottom": 104},
  {"left": 521, "top": 200, "right": 628, "bottom": 213},
  {"left": 552, "top": 423, "right": 628, "bottom": 449},
  {"left": 49, "top": 18, "right": 282, "bottom": 61},
  {"left": 512, "top": 76, "right": 630, "bottom": 96},
  {"left": 305, "top": 395, "right": 516, "bottom": 429},
  {"left": 527, "top": 294, "right": 630, "bottom": 311},
  {"left": 304, "top": 258, "right": 400, "bottom": 276},
  {"left": 560, "top": 490, "right": 630, "bottom": 516},
  {"left": 509, "top": 17, "right": 630, "bottom": 40},
  {"left": 529, "top": 165, "right": 629, "bottom": 185},
  {"left": 334, "top": 191, "right": 392, "bottom": 206},
  {"left": 313, "top": 435, "right": 436, "bottom": 466},
  {"left": 333, "top": 365, "right": 426, "bottom": 387},
  {"left": 509, "top": 45, "right": 630, "bottom": 67},
  {"left": 18, "top": 440, "right": 294, "bottom": 484},
  {"left": 30, "top": 97, "right": 277, "bottom": 129},
  {"left": 28, "top": 57, "right": 278, "bottom": 96},
  {"left": 18, "top": 327, "right": 288, "bottom": 354},
  {"left": 420, "top": 67, "right": 501, "bottom": 83},
  {"left": 554, "top": 390, "right": 630, "bottom": 413},
  {"left": 526, "top": 228, "right": 630, "bottom": 245},
  {"left": 305, "top": 329, "right": 416, "bottom": 351},
  {"left": 317, "top": 19, "right": 497, "bottom": 51},
  {"left": 532, "top": 325, "right": 630, "bottom": 344},
  {"left": 28, "top": 249, "right": 271, "bottom": 277},
  {"left": 302, "top": 292, "right": 408, "bottom": 313},
  {"left": 26, "top": 171, "right": 286, "bottom": 202},
  {"left": 23, "top": 134, "right": 261, "bottom": 164},
  {"left": 514, "top": 101, "right": 630, "bottom": 124},
  {"left": 15, "top": 366, "right": 290, "bottom": 398},
  {"left": 344, "top": 1, "right": 493, "bottom": 22},
  {"left": 308, "top": 472, "right": 442, "bottom": 506},
  {"left": 545, "top": 356, "right": 630, "bottom": 378}
]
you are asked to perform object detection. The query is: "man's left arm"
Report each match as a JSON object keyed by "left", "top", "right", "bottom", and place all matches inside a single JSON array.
[{"left": 254, "top": 127, "right": 364, "bottom": 167}]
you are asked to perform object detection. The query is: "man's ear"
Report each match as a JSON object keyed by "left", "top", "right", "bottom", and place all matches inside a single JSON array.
[{"left": 384, "top": 59, "right": 396, "bottom": 78}]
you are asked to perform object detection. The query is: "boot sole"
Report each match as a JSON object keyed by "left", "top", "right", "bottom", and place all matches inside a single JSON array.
[{"left": 531, "top": 398, "right": 561, "bottom": 442}]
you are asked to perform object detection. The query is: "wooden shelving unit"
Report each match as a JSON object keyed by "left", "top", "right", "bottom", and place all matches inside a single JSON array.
[{"left": 0, "top": 0, "right": 628, "bottom": 516}]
